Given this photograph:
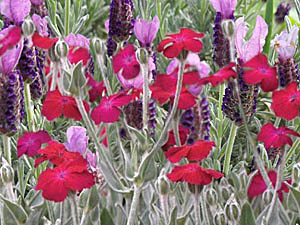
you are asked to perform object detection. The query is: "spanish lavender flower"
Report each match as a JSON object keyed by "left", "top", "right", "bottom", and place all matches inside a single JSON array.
[
  {"left": 107, "top": 0, "right": 134, "bottom": 56},
  {"left": 0, "top": 0, "right": 31, "bottom": 25},
  {"left": 180, "top": 96, "right": 211, "bottom": 144},
  {"left": 17, "top": 38, "right": 38, "bottom": 83},
  {"left": 275, "top": 2, "right": 291, "bottom": 24}
]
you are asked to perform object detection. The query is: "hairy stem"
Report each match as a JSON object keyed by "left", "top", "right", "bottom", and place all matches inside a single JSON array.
[
  {"left": 69, "top": 194, "right": 79, "bottom": 225},
  {"left": 223, "top": 123, "right": 238, "bottom": 175},
  {"left": 173, "top": 111, "right": 181, "bottom": 146},
  {"left": 2, "top": 135, "right": 11, "bottom": 165},
  {"left": 24, "top": 83, "right": 35, "bottom": 132},
  {"left": 142, "top": 62, "right": 150, "bottom": 130},
  {"left": 126, "top": 184, "right": 142, "bottom": 225}
]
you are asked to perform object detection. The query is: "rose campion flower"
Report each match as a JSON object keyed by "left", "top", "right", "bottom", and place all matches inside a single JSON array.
[
  {"left": 209, "top": 0, "right": 237, "bottom": 19},
  {"left": 0, "top": 0, "right": 31, "bottom": 24},
  {"left": 258, "top": 123, "right": 300, "bottom": 149},
  {"left": 134, "top": 16, "right": 160, "bottom": 47},
  {"left": 273, "top": 25, "right": 299, "bottom": 61},
  {"left": 235, "top": 15, "right": 268, "bottom": 62},
  {"left": 64, "top": 126, "right": 89, "bottom": 154},
  {"left": 0, "top": 26, "right": 22, "bottom": 56}
]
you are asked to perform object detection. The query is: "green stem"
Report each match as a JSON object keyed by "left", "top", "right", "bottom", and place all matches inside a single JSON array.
[
  {"left": 126, "top": 183, "right": 142, "bottom": 225},
  {"left": 96, "top": 54, "right": 112, "bottom": 95},
  {"left": 2, "top": 135, "right": 11, "bottom": 165},
  {"left": 24, "top": 83, "right": 35, "bottom": 132},
  {"left": 223, "top": 123, "right": 238, "bottom": 175},
  {"left": 263, "top": 0, "right": 273, "bottom": 55},
  {"left": 194, "top": 190, "right": 201, "bottom": 225},
  {"left": 142, "top": 62, "right": 149, "bottom": 130},
  {"left": 173, "top": 111, "right": 181, "bottom": 146},
  {"left": 64, "top": 0, "right": 71, "bottom": 36},
  {"left": 69, "top": 194, "right": 79, "bottom": 225}
]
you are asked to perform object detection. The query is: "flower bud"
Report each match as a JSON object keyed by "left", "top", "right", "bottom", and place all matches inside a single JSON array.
[
  {"left": 205, "top": 188, "right": 218, "bottom": 205},
  {"left": 292, "top": 163, "right": 300, "bottom": 185},
  {"left": 262, "top": 189, "right": 273, "bottom": 205},
  {"left": 55, "top": 41, "right": 69, "bottom": 58},
  {"left": 0, "top": 164, "right": 14, "bottom": 183},
  {"left": 222, "top": 20, "right": 235, "bottom": 39},
  {"left": 214, "top": 210, "right": 227, "bottom": 225},
  {"left": 225, "top": 196, "right": 241, "bottom": 222},
  {"left": 157, "top": 175, "right": 169, "bottom": 195},
  {"left": 136, "top": 48, "right": 148, "bottom": 64},
  {"left": 22, "top": 19, "right": 35, "bottom": 37},
  {"left": 188, "top": 184, "right": 203, "bottom": 194},
  {"left": 91, "top": 38, "right": 104, "bottom": 55},
  {"left": 0, "top": 20, "right": 4, "bottom": 30},
  {"left": 220, "top": 185, "right": 231, "bottom": 201}
]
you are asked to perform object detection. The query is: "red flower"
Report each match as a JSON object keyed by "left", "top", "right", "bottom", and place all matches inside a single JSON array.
[
  {"left": 0, "top": 26, "right": 22, "bottom": 56},
  {"left": 36, "top": 156, "right": 95, "bottom": 202},
  {"left": 91, "top": 93, "right": 133, "bottom": 124},
  {"left": 157, "top": 28, "right": 204, "bottom": 58},
  {"left": 243, "top": 53, "right": 278, "bottom": 92},
  {"left": 165, "top": 140, "right": 215, "bottom": 163},
  {"left": 167, "top": 163, "right": 223, "bottom": 185},
  {"left": 150, "top": 74, "right": 197, "bottom": 109},
  {"left": 17, "top": 131, "right": 51, "bottom": 157},
  {"left": 162, "top": 126, "right": 189, "bottom": 151},
  {"left": 271, "top": 82, "right": 300, "bottom": 120},
  {"left": 198, "top": 63, "right": 236, "bottom": 87},
  {"left": 68, "top": 46, "right": 90, "bottom": 65},
  {"left": 247, "top": 170, "right": 290, "bottom": 201},
  {"left": 86, "top": 74, "right": 106, "bottom": 102},
  {"left": 41, "top": 90, "right": 89, "bottom": 121},
  {"left": 258, "top": 123, "right": 300, "bottom": 149},
  {"left": 112, "top": 44, "right": 140, "bottom": 79},
  {"left": 35, "top": 141, "right": 83, "bottom": 167},
  {"left": 32, "top": 32, "right": 59, "bottom": 49}
]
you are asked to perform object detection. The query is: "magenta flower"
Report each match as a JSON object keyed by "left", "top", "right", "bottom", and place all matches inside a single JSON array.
[
  {"left": 17, "top": 131, "right": 51, "bottom": 157},
  {"left": 64, "top": 126, "right": 89, "bottom": 154},
  {"left": 209, "top": 0, "right": 237, "bottom": 19},
  {"left": 0, "top": 0, "right": 31, "bottom": 24},
  {"left": 235, "top": 16, "right": 268, "bottom": 62},
  {"left": 134, "top": 16, "right": 160, "bottom": 47},
  {"left": 273, "top": 25, "right": 299, "bottom": 61},
  {"left": 0, "top": 26, "right": 22, "bottom": 57},
  {"left": 32, "top": 14, "right": 48, "bottom": 37}
]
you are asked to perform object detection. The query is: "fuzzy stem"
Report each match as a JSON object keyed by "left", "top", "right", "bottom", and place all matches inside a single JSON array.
[
  {"left": 60, "top": 201, "right": 64, "bottom": 223},
  {"left": 79, "top": 211, "right": 87, "bottom": 225},
  {"left": 50, "top": 65, "right": 58, "bottom": 91},
  {"left": 173, "top": 111, "right": 181, "bottom": 146},
  {"left": 223, "top": 123, "right": 238, "bottom": 175},
  {"left": 96, "top": 54, "right": 112, "bottom": 95},
  {"left": 6, "top": 182, "right": 16, "bottom": 201},
  {"left": 126, "top": 184, "right": 142, "bottom": 225},
  {"left": 142, "top": 62, "right": 150, "bottom": 130},
  {"left": 64, "top": 0, "right": 71, "bottom": 36},
  {"left": 159, "top": 194, "right": 169, "bottom": 225},
  {"left": 2, "top": 135, "right": 11, "bottom": 165},
  {"left": 194, "top": 188, "right": 202, "bottom": 225},
  {"left": 69, "top": 194, "right": 79, "bottom": 225},
  {"left": 24, "top": 83, "right": 35, "bottom": 132}
]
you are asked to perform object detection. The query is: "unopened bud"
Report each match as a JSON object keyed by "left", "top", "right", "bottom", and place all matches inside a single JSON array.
[
  {"left": 55, "top": 41, "right": 69, "bottom": 58},
  {"left": 91, "top": 38, "right": 104, "bottom": 55},
  {"left": 0, "top": 164, "right": 14, "bottom": 183},
  {"left": 205, "top": 188, "right": 218, "bottom": 205},
  {"left": 214, "top": 210, "right": 227, "bottom": 225},
  {"left": 157, "top": 176, "right": 169, "bottom": 195},
  {"left": 225, "top": 196, "right": 241, "bottom": 222},
  {"left": 222, "top": 20, "right": 235, "bottom": 39},
  {"left": 188, "top": 184, "right": 204, "bottom": 194},
  {"left": 0, "top": 20, "right": 3, "bottom": 30},
  {"left": 221, "top": 185, "right": 231, "bottom": 201},
  {"left": 262, "top": 189, "right": 273, "bottom": 205},
  {"left": 22, "top": 19, "right": 35, "bottom": 37},
  {"left": 136, "top": 48, "right": 148, "bottom": 64},
  {"left": 292, "top": 163, "right": 300, "bottom": 185}
]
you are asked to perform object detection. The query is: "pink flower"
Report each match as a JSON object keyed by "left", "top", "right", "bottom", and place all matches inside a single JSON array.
[
  {"left": 167, "top": 163, "right": 223, "bottom": 185},
  {"left": 0, "top": 26, "right": 22, "bottom": 57},
  {"left": 273, "top": 25, "right": 299, "bottom": 61},
  {"left": 112, "top": 44, "right": 140, "bottom": 79},
  {"left": 210, "top": 0, "right": 237, "bottom": 18},
  {"left": 271, "top": 82, "right": 300, "bottom": 120},
  {"left": 32, "top": 14, "right": 48, "bottom": 37},
  {"left": 258, "top": 123, "right": 300, "bottom": 149},
  {"left": 247, "top": 170, "right": 290, "bottom": 201},
  {"left": 86, "top": 74, "right": 106, "bottom": 102},
  {"left": 17, "top": 131, "right": 51, "bottom": 157},
  {"left": 235, "top": 16, "right": 268, "bottom": 62},
  {"left": 0, "top": 0, "right": 31, "bottom": 24},
  {"left": 91, "top": 93, "right": 133, "bottom": 124},
  {"left": 134, "top": 16, "right": 160, "bottom": 47},
  {"left": 32, "top": 32, "right": 58, "bottom": 49},
  {"left": 243, "top": 53, "right": 278, "bottom": 92},
  {"left": 64, "top": 126, "right": 89, "bottom": 154}
]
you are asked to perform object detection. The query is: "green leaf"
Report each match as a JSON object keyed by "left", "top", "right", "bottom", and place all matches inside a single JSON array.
[
  {"left": 168, "top": 206, "right": 177, "bottom": 225},
  {"left": 0, "top": 195, "right": 28, "bottom": 225},
  {"left": 100, "top": 208, "right": 115, "bottom": 225},
  {"left": 240, "top": 202, "right": 256, "bottom": 225}
]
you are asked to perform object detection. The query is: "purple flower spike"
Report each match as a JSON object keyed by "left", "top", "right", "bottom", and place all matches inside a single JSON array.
[
  {"left": 273, "top": 25, "right": 299, "bottom": 61},
  {"left": 64, "top": 126, "right": 89, "bottom": 154},
  {"left": 235, "top": 15, "right": 268, "bottom": 63},
  {"left": 210, "top": 0, "right": 237, "bottom": 19},
  {"left": 0, "top": 0, "right": 31, "bottom": 24},
  {"left": 134, "top": 16, "right": 160, "bottom": 47}
]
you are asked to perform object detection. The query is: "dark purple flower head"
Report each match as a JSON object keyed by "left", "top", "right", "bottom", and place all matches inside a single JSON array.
[{"left": 275, "top": 2, "right": 291, "bottom": 24}]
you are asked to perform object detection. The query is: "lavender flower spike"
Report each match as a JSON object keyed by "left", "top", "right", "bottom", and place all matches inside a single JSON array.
[
  {"left": 273, "top": 25, "right": 299, "bottom": 61},
  {"left": 134, "top": 16, "right": 160, "bottom": 47},
  {"left": 235, "top": 15, "right": 268, "bottom": 63},
  {"left": 210, "top": 0, "right": 237, "bottom": 19},
  {"left": 64, "top": 126, "right": 89, "bottom": 154},
  {"left": 0, "top": 0, "right": 31, "bottom": 24}
]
